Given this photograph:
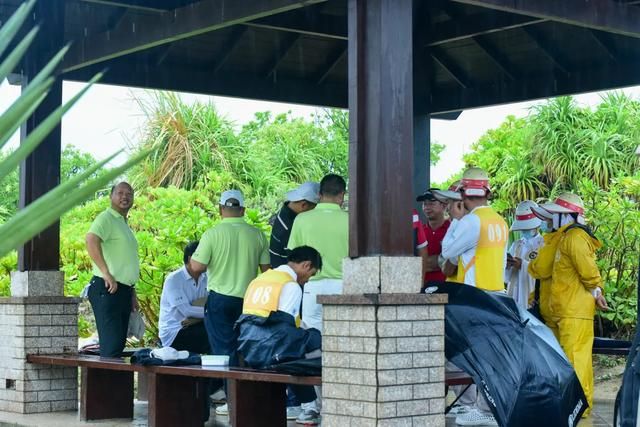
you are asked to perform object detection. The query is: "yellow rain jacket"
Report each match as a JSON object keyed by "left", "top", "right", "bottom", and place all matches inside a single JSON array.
[
  {"left": 549, "top": 225, "right": 602, "bottom": 319},
  {"left": 529, "top": 224, "right": 602, "bottom": 415},
  {"left": 528, "top": 225, "right": 568, "bottom": 321}
]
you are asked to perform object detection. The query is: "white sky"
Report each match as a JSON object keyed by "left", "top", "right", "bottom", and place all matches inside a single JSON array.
[{"left": 2, "top": 79, "right": 640, "bottom": 183}]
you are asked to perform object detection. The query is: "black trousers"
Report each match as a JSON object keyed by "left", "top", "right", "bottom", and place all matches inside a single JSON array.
[
  {"left": 88, "top": 276, "right": 132, "bottom": 358},
  {"left": 171, "top": 321, "right": 211, "bottom": 354}
]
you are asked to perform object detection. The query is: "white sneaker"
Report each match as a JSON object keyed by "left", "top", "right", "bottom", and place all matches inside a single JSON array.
[
  {"left": 456, "top": 408, "right": 497, "bottom": 426},
  {"left": 215, "top": 403, "right": 228, "bottom": 416},
  {"left": 287, "top": 406, "right": 303, "bottom": 420},
  {"left": 446, "top": 404, "right": 470, "bottom": 418},
  {"left": 296, "top": 409, "right": 320, "bottom": 425}
]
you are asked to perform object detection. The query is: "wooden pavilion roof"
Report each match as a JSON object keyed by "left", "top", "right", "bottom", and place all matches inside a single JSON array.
[{"left": 2, "top": 0, "right": 640, "bottom": 116}]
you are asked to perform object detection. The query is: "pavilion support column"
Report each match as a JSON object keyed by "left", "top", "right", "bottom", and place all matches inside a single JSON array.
[
  {"left": 0, "top": 1, "right": 79, "bottom": 415},
  {"left": 320, "top": 1, "right": 446, "bottom": 426}
]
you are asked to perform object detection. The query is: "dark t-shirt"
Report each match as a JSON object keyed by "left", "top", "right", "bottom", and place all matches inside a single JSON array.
[
  {"left": 269, "top": 203, "right": 297, "bottom": 268},
  {"left": 423, "top": 219, "right": 451, "bottom": 283}
]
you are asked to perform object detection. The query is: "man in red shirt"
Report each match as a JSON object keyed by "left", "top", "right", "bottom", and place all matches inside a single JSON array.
[{"left": 416, "top": 188, "right": 451, "bottom": 289}]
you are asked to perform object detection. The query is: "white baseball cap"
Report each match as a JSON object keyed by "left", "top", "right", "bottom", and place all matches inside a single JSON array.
[
  {"left": 150, "top": 347, "right": 189, "bottom": 362},
  {"left": 220, "top": 189, "right": 245, "bottom": 207},
  {"left": 286, "top": 182, "right": 320, "bottom": 204}
]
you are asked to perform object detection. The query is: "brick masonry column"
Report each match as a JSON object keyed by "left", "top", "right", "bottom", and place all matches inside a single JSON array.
[
  {"left": 318, "top": 256, "right": 447, "bottom": 427},
  {"left": 0, "top": 272, "right": 80, "bottom": 413}
]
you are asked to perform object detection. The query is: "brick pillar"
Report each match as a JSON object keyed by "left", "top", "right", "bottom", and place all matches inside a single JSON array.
[
  {"left": 0, "top": 272, "right": 79, "bottom": 413},
  {"left": 318, "top": 256, "right": 447, "bottom": 427}
]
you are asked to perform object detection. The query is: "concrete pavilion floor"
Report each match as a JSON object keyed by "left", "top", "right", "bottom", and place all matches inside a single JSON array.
[{"left": 0, "top": 399, "right": 617, "bottom": 426}]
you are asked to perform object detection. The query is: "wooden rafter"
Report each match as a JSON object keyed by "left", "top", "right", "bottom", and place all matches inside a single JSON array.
[
  {"left": 316, "top": 45, "right": 347, "bottom": 85},
  {"left": 264, "top": 33, "right": 301, "bottom": 79},
  {"left": 63, "top": 0, "right": 328, "bottom": 72},
  {"left": 431, "top": 49, "right": 471, "bottom": 89},
  {"left": 451, "top": 0, "right": 640, "bottom": 38},
  {"left": 431, "top": 59, "right": 640, "bottom": 113},
  {"left": 211, "top": 26, "right": 249, "bottom": 74},
  {"left": 521, "top": 26, "right": 570, "bottom": 75}
]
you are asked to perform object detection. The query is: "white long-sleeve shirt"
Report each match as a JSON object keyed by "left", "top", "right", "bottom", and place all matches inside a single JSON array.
[
  {"left": 505, "top": 235, "right": 544, "bottom": 309},
  {"left": 441, "top": 206, "right": 508, "bottom": 287},
  {"left": 158, "top": 266, "right": 208, "bottom": 347}
]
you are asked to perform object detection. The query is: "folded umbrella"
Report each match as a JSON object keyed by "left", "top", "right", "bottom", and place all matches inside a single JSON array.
[{"left": 430, "top": 282, "right": 588, "bottom": 427}]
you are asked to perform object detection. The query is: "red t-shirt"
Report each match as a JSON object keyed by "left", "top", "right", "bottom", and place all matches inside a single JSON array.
[{"left": 423, "top": 219, "right": 451, "bottom": 283}]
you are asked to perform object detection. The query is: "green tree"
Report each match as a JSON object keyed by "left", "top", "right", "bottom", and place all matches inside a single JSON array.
[{"left": 0, "top": 145, "right": 99, "bottom": 219}]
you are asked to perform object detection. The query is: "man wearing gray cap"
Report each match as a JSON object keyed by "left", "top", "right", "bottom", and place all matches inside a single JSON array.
[
  {"left": 269, "top": 182, "right": 320, "bottom": 268},
  {"left": 190, "top": 190, "right": 270, "bottom": 366}
]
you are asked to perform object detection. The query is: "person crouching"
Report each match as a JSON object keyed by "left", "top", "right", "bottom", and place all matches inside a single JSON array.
[{"left": 236, "top": 246, "right": 323, "bottom": 422}]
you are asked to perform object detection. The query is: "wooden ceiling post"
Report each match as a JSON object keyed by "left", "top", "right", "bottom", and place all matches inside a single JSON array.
[
  {"left": 17, "top": 1, "right": 65, "bottom": 271},
  {"left": 347, "top": 0, "right": 417, "bottom": 257}
]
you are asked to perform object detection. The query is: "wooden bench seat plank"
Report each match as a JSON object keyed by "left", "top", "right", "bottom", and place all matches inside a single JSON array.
[
  {"left": 27, "top": 354, "right": 142, "bottom": 372},
  {"left": 151, "top": 364, "right": 321, "bottom": 385}
]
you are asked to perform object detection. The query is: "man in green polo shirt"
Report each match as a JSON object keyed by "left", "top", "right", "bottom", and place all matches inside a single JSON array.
[
  {"left": 86, "top": 182, "right": 139, "bottom": 357},
  {"left": 190, "top": 190, "right": 270, "bottom": 370},
  {"left": 286, "top": 174, "right": 348, "bottom": 424}
]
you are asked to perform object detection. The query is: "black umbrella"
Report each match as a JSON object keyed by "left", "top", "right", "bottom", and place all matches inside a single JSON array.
[{"left": 429, "top": 282, "right": 588, "bottom": 427}]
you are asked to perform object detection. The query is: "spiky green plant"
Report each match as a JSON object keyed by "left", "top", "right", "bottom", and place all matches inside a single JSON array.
[{"left": 0, "top": 0, "right": 150, "bottom": 258}]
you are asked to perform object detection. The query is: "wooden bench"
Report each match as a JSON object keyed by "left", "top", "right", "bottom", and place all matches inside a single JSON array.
[
  {"left": 28, "top": 353, "right": 472, "bottom": 426},
  {"left": 593, "top": 337, "right": 632, "bottom": 356},
  {"left": 27, "top": 353, "right": 319, "bottom": 427}
]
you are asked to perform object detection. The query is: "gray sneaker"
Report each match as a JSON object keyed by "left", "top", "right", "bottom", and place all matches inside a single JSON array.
[
  {"left": 287, "top": 406, "right": 303, "bottom": 420},
  {"left": 296, "top": 409, "right": 320, "bottom": 426}
]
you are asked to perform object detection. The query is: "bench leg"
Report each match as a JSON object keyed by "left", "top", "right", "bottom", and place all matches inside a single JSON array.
[
  {"left": 81, "top": 367, "right": 134, "bottom": 420},
  {"left": 147, "top": 374, "right": 206, "bottom": 427},
  {"left": 228, "top": 379, "right": 286, "bottom": 427}
]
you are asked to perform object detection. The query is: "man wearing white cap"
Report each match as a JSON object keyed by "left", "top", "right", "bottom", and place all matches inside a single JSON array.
[
  {"left": 505, "top": 200, "right": 544, "bottom": 310},
  {"left": 441, "top": 167, "right": 507, "bottom": 426},
  {"left": 269, "top": 182, "right": 320, "bottom": 268},
  {"left": 528, "top": 192, "right": 608, "bottom": 416},
  {"left": 189, "top": 190, "right": 270, "bottom": 414},
  {"left": 287, "top": 174, "right": 348, "bottom": 425}
]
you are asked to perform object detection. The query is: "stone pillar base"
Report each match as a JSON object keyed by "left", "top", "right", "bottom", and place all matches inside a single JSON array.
[
  {"left": 10, "top": 271, "right": 64, "bottom": 297},
  {"left": 0, "top": 295, "right": 80, "bottom": 414},
  {"left": 318, "top": 293, "right": 447, "bottom": 427}
]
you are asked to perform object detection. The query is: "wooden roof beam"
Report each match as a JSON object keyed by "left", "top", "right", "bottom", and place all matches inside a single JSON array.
[
  {"left": 451, "top": 0, "right": 640, "bottom": 38},
  {"left": 64, "top": 60, "right": 348, "bottom": 108},
  {"left": 472, "top": 36, "right": 517, "bottom": 80},
  {"left": 316, "top": 45, "right": 347, "bottom": 85},
  {"left": 589, "top": 30, "right": 619, "bottom": 62},
  {"left": 432, "top": 59, "right": 640, "bottom": 113},
  {"left": 437, "top": 4, "right": 517, "bottom": 81},
  {"left": 521, "top": 26, "right": 570, "bottom": 75},
  {"left": 431, "top": 49, "right": 472, "bottom": 89},
  {"left": 245, "top": 12, "right": 347, "bottom": 41},
  {"left": 63, "top": 0, "right": 328, "bottom": 73},
  {"left": 264, "top": 33, "right": 301, "bottom": 79},
  {"left": 428, "top": 12, "right": 545, "bottom": 46},
  {"left": 211, "top": 26, "right": 249, "bottom": 74},
  {"left": 78, "top": 0, "right": 168, "bottom": 13}
]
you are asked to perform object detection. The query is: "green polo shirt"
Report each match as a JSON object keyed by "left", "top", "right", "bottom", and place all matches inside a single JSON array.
[
  {"left": 192, "top": 217, "right": 270, "bottom": 298},
  {"left": 88, "top": 208, "right": 140, "bottom": 286},
  {"left": 287, "top": 202, "right": 348, "bottom": 280}
]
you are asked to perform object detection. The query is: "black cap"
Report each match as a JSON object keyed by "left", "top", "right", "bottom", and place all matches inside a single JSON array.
[{"left": 416, "top": 188, "right": 440, "bottom": 202}]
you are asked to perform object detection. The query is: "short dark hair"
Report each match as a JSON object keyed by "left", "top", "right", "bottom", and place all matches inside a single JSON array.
[
  {"left": 320, "top": 174, "right": 346, "bottom": 197},
  {"left": 287, "top": 246, "right": 323, "bottom": 270},
  {"left": 183, "top": 241, "right": 199, "bottom": 265},
  {"left": 111, "top": 182, "right": 133, "bottom": 196}
]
